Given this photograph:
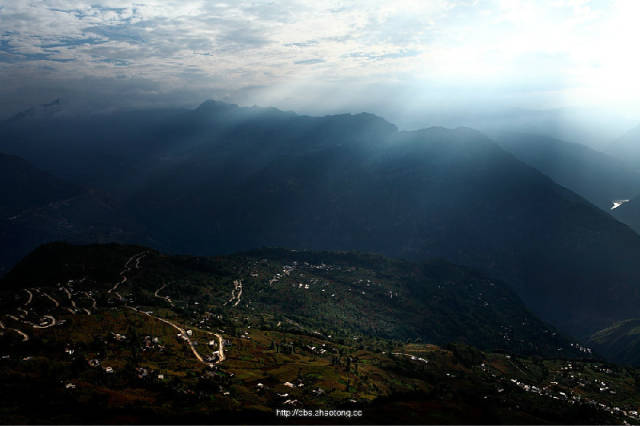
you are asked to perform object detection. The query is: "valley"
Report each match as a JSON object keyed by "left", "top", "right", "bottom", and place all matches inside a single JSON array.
[
  {"left": 4, "top": 102, "right": 640, "bottom": 341},
  {"left": 4, "top": 2, "right": 640, "bottom": 423}
]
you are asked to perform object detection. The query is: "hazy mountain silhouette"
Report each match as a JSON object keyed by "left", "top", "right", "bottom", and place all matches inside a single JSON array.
[
  {"left": 0, "top": 152, "right": 150, "bottom": 275},
  {"left": 588, "top": 318, "right": 640, "bottom": 366},
  {"left": 439, "top": 107, "right": 635, "bottom": 151},
  {"left": 612, "top": 195, "right": 640, "bottom": 234},
  {"left": 495, "top": 132, "right": 640, "bottom": 211},
  {"left": 607, "top": 123, "right": 640, "bottom": 168},
  {"left": 6, "top": 98, "right": 64, "bottom": 123},
  {"left": 0, "top": 152, "right": 81, "bottom": 216},
  {"left": 2, "top": 101, "right": 640, "bottom": 338}
]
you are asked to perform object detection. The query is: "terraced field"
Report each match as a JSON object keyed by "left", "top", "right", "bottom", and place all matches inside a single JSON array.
[{"left": 1, "top": 243, "right": 640, "bottom": 424}]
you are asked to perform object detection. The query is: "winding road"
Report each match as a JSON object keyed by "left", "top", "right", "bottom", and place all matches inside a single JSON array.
[
  {"left": 9, "top": 328, "right": 29, "bottom": 342},
  {"left": 84, "top": 292, "right": 97, "bottom": 311},
  {"left": 127, "top": 306, "right": 225, "bottom": 366},
  {"left": 108, "top": 275, "right": 127, "bottom": 294},
  {"left": 154, "top": 284, "right": 174, "bottom": 306},
  {"left": 225, "top": 279, "right": 243, "bottom": 307},
  {"left": 39, "top": 290, "right": 60, "bottom": 307},
  {"left": 32, "top": 315, "right": 56, "bottom": 329},
  {"left": 1, "top": 314, "right": 30, "bottom": 341},
  {"left": 24, "top": 289, "right": 33, "bottom": 306},
  {"left": 108, "top": 251, "right": 147, "bottom": 295}
]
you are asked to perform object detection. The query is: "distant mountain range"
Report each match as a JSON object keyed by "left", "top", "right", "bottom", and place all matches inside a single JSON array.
[
  {"left": 427, "top": 106, "right": 636, "bottom": 151},
  {"left": 5, "top": 98, "right": 64, "bottom": 122},
  {"left": 611, "top": 195, "right": 640, "bottom": 234},
  {"left": 587, "top": 318, "right": 640, "bottom": 366},
  {"left": 2, "top": 100, "right": 640, "bottom": 342},
  {"left": 0, "top": 153, "right": 150, "bottom": 275},
  {"left": 494, "top": 132, "right": 640, "bottom": 211},
  {"left": 606, "top": 123, "right": 640, "bottom": 168}
]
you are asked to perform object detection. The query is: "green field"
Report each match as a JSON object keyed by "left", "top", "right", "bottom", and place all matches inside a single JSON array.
[{"left": 1, "top": 243, "right": 639, "bottom": 424}]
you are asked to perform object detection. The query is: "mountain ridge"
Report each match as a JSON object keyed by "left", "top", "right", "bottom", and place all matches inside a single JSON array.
[
  {"left": 2, "top": 101, "right": 640, "bottom": 339},
  {"left": 494, "top": 131, "right": 640, "bottom": 211},
  {"left": 0, "top": 152, "right": 152, "bottom": 275},
  {"left": 0, "top": 241, "right": 584, "bottom": 357}
]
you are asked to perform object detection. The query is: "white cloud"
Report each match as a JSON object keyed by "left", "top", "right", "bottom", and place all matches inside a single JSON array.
[{"left": 0, "top": 0, "right": 639, "bottom": 119}]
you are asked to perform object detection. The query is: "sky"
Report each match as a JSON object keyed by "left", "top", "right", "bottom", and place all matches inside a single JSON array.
[{"left": 1, "top": 0, "right": 640, "bottom": 130}]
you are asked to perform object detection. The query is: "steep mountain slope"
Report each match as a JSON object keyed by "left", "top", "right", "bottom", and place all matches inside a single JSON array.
[
  {"left": 0, "top": 106, "right": 187, "bottom": 194},
  {"left": 588, "top": 318, "right": 640, "bottom": 366},
  {"left": 0, "top": 152, "right": 81, "bottom": 216},
  {"left": 0, "top": 153, "right": 150, "bottom": 275},
  {"left": 122, "top": 106, "right": 640, "bottom": 337},
  {"left": 1, "top": 243, "right": 577, "bottom": 356},
  {"left": 494, "top": 132, "right": 640, "bottom": 211},
  {"left": 443, "top": 107, "right": 634, "bottom": 151},
  {"left": 612, "top": 196, "right": 640, "bottom": 234},
  {"left": 607, "top": 123, "right": 640, "bottom": 167},
  {"left": 3, "top": 101, "right": 640, "bottom": 338}
]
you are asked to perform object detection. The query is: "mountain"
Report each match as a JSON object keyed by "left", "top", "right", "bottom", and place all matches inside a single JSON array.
[
  {"left": 1, "top": 243, "right": 638, "bottom": 425},
  {"left": 612, "top": 196, "right": 640, "bottom": 234},
  {"left": 3, "top": 101, "right": 640, "bottom": 338},
  {"left": 1, "top": 243, "right": 578, "bottom": 355},
  {"left": 606, "top": 124, "right": 640, "bottom": 232},
  {"left": 6, "top": 98, "right": 64, "bottom": 123},
  {"left": 0, "top": 106, "right": 188, "bottom": 193},
  {"left": 494, "top": 132, "right": 640, "bottom": 211},
  {"left": 607, "top": 123, "right": 640, "bottom": 168},
  {"left": 588, "top": 319, "right": 640, "bottom": 366},
  {"left": 0, "top": 153, "right": 150, "bottom": 275},
  {"left": 430, "top": 107, "right": 635, "bottom": 151},
  {"left": 0, "top": 152, "right": 81, "bottom": 217}
]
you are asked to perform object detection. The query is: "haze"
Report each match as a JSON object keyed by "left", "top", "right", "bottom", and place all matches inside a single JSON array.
[{"left": 1, "top": 0, "right": 640, "bottom": 136}]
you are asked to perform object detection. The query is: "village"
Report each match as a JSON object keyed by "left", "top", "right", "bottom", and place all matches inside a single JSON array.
[{"left": 1, "top": 247, "right": 639, "bottom": 424}]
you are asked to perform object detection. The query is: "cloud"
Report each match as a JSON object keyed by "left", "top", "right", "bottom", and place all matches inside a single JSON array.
[
  {"left": 344, "top": 49, "right": 420, "bottom": 61},
  {"left": 0, "top": 0, "right": 639, "bottom": 120},
  {"left": 294, "top": 58, "right": 325, "bottom": 65}
]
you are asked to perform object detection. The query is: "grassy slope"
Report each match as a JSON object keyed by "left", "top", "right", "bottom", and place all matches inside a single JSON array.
[
  {"left": 2, "top": 243, "right": 577, "bottom": 356},
  {"left": 1, "top": 243, "right": 639, "bottom": 424},
  {"left": 1, "top": 310, "right": 638, "bottom": 424},
  {"left": 589, "top": 319, "right": 640, "bottom": 366}
]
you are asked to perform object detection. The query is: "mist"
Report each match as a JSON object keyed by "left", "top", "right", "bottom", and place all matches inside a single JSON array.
[{"left": 2, "top": 0, "right": 640, "bottom": 145}]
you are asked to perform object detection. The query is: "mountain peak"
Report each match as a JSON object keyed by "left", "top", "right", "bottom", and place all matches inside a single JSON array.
[
  {"left": 195, "top": 99, "right": 238, "bottom": 112},
  {"left": 6, "top": 98, "right": 64, "bottom": 122}
]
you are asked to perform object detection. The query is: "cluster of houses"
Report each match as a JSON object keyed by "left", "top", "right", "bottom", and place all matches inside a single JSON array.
[
  {"left": 479, "top": 357, "right": 640, "bottom": 421},
  {"left": 305, "top": 344, "right": 329, "bottom": 355},
  {"left": 84, "top": 357, "right": 113, "bottom": 374},
  {"left": 391, "top": 352, "right": 429, "bottom": 365},
  {"left": 570, "top": 342, "right": 593, "bottom": 354},
  {"left": 252, "top": 376, "right": 327, "bottom": 407},
  {"left": 111, "top": 332, "right": 127, "bottom": 342},
  {"left": 141, "top": 335, "right": 165, "bottom": 352},
  {"left": 268, "top": 265, "right": 294, "bottom": 286},
  {"left": 135, "top": 366, "right": 164, "bottom": 381}
]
